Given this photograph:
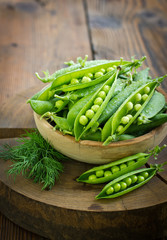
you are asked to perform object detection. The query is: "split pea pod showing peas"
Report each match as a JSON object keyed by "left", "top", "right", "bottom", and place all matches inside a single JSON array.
[
  {"left": 50, "top": 60, "right": 128, "bottom": 90},
  {"left": 77, "top": 152, "right": 150, "bottom": 184},
  {"left": 95, "top": 164, "right": 165, "bottom": 199},
  {"left": 74, "top": 71, "right": 119, "bottom": 140},
  {"left": 102, "top": 76, "right": 166, "bottom": 144}
]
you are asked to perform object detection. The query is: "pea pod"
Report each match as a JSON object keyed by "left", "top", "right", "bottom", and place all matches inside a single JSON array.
[
  {"left": 51, "top": 60, "right": 127, "bottom": 90},
  {"left": 96, "top": 161, "right": 167, "bottom": 199},
  {"left": 41, "top": 112, "right": 72, "bottom": 134},
  {"left": 67, "top": 92, "right": 95, "bottom": 130},
  {"left": 35, "top": 58, "right": 115, "bottom": 83},
  {"left": 27, "top": 83, "right": 52, "bottom": 102},
  {"left": 102, "top": 75, "right": 166, "bottom": 144},
  {"left": 137, "top": 90, "right": 166, "bottom": 124},
  {"left": 77, "top": 147, "right": 158, "bottom": 184},
  {"left": 125, "top": 113, "right": 167, "bottom": 136},
  {"left": 74, "top": 71, "right": 118, "bottom": 141},
  {"left": 98, "top": 69, "right": 152, "bottom": 125},
  {"left": 133, "top": 67, "right": 150, "bottom": 81},
  {"left": 29, "top": 99, "right": 56, "bottom": 115},
  {"left": 52, "top": 58, "right": 145, "bottom": 93}
]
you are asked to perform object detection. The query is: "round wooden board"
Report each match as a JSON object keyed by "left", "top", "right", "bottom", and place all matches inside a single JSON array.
[
  {"left": 0, "top": 86, "right": 167, "bottom": 239},
  {"left": 0, "top": 140, "right": 167, "bottom": 240}
]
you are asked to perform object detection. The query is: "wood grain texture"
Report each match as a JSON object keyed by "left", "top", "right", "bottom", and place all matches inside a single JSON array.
[
  {"left": 0, "top": 0, "right": 92, "bottom": 104},
  {"left": 86, "top": 0, "right": 167, "bottom": 86},
  {"left": 0, "top": 140, "right": 167, "bottom": 240}
]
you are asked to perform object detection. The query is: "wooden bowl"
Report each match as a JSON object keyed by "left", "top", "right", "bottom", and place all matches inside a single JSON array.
[{"left": 34, "top": 87, "right": 167, "bottom": 164}]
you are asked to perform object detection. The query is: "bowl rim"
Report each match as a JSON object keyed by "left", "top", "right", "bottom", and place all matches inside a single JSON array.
[{"left": 34, "top": 112, "right": 167, "bottom": 148}]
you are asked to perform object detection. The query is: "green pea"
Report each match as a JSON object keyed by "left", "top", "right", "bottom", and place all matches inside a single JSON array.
[
  {"left": 126, "top": 102, "right": 133, "bottom": 111},
  {"left": 137, "top": 175, "right": 145, "bottom": 183},
  {"left": 134, "top": 103, "right": 141, "bottom": 111},
  {"left": 113, "top": 183, "right": 121, "bottom": 192},
  {"left": 127, "top": 114, "right": 133, "bottom": 121},
  {"left": 120, "top": 163, "right": 127, "bottom": 170},
  {"left": 79, "top": 115, "right": 88, "bottom": 125},
  {"left": 55, "top": 100, "right": 64, "bottom": 109},
  {"left": 107, "top": 67, "right": 114, "bottom": 72},
  {"left": 124, "top": 177, "right": 132, "bottom": 186},
  {"left": 85, "top": 109, "right": 95, "bottom": 119},
  {"left": 88, "top": 174, "right": 96, "bottom": 181},
  {"left": 96, "top": 170, "right": 104, "bottom": 178},
  {"left": 142, "top": 94, "right": 148, "bottom": 101},
  {"left": 98, "top": 91, "right": 106, "bottom": 100},
  {"left": 144, "top": 86, "right": 150, "bottom": 94},
  {"left": 131, "top": 175, "right": 138, "bottom": 184},
  {"left": 102, "top": 85, "right": 110, "bottom": 93},
  {"left": 116, "top": 125, "right": 124, "bottom": 133},
  {"left": 121, "top": 116, "right": 129, "bottom": 125},
  {"left": 106, "top": 186, "right": 114, "bottom": 195},
  {"left": 135, "top": 93, "right": 142, "bottom": 102},
  {"left": 104, "top": 170, "right": 112, "bottom": 177},
  {"left": 120, "top": 181, "right": 127, "bottom": 190},
  {"left": 127, "top": 160, "right": 136, "bottom": 166},
  {"left": 91, "top": 104, "right": 100, "bottom": 112},
  {"left": 94, "top": 72, "right": 103, "bottom": 78},
  {"left": 140, "top": 171, "right": 149, "bottom": 179},
  {"left": 82, "top": 76, "right": 91, "bottom": 83},
  {"left": 71, "top": 78, "right": 79, "bottom": 84},
  {"left": 85, "top": 72, "right": 93, "bottom": 78},
  {"left": 94, "top": 97, "right": 103, "bottom": 106},
  {"left": 100, "top": 68, "right": 106, "bottom": 74},
  {"left": 111, "top": 165, "right": 120, "bottom": 174}
]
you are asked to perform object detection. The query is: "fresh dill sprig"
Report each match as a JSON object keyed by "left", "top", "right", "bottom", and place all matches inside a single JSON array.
[{"left": 0, "top": 129, "right": 68, "bottom": 190}]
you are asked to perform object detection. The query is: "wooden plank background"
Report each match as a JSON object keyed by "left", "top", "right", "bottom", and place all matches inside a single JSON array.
[{"left": 0, "top": 0, "right": 167, "bottom": 239}]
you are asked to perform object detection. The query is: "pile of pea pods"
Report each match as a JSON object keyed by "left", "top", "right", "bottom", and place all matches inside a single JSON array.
[
  {"left": 28, "top": 56, "right": 167, "bottom": 145},
  {"left": 77, "top": 145, "right": 166, "bottom": 199}
]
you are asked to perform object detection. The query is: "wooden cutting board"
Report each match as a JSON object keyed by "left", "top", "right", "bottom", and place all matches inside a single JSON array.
[{"left": 0, "top": 87, "right": 167, "bottom": 240}]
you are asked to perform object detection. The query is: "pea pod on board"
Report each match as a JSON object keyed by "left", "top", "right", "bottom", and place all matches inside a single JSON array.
[
  {"left": 102, "top": 75, "right": 166, "bottom": 145},
  {"left": 95, "top": 161, "right": 167, "bottom": 199},
  {"left": 74, "top": 71, "right": 119, "bottom": 141},
  {"left": 77, "top": 145, "right": 164, "bottom": 184}
]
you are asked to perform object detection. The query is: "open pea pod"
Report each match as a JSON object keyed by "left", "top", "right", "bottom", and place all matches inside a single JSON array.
[
  {"left": 137, "top": 90, "right": 166, "bottom": 124},
  {"left": 98, "top": 68, "right": 152, "bottom": 125},
  {"left": 96, "top": 167, "right": 157, "bottom": 199},
  {"left": 77, "top": 152, "right": 149, "bottom": 184},
  {"left": 126, "top": 113, "right": 167, "bottom": 136},
  {"left": 51, "top": 60, "right": 128, "bottom": 90},
  {"left": 102, "top": 75, "right": 167, "bottom": 145},
  {"left": 74, "top": 70, "right": 119, "bottom": 141},
  {"left": 67, "top": 92, "right": 95, "bottom": 130}
]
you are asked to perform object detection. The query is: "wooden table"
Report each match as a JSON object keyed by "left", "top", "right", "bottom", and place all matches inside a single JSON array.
[{"left": 0, "top": 0, "right": 167, "bottom": 239}]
